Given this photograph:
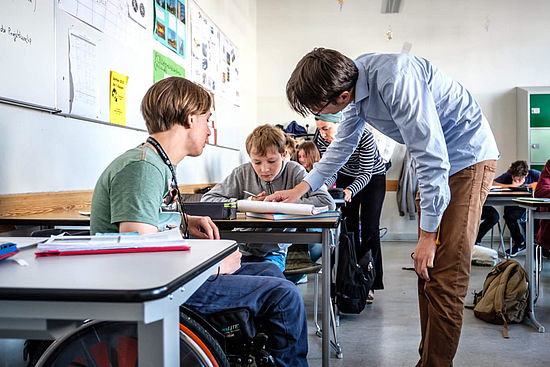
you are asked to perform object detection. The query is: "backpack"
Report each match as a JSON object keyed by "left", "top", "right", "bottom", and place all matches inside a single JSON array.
[
  {"left": 471, "top": 259, "right": 529, "bottom": 338},
  {"left": 334, "top": 224, "right": 376, "bottom": 314}
]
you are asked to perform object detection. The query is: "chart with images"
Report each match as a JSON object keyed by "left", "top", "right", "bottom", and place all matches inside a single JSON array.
[{"left": 153, "top": 0, "right": 186, "bottom": 57}]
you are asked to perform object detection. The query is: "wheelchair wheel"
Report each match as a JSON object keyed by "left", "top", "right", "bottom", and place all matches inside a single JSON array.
[{"left": 36, "top": 316, "right": 229, "bottom": 367}]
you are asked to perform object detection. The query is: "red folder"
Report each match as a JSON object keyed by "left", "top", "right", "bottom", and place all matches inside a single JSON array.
[{"left": 35, "top": 245, "right": 190, "bottom": 257}]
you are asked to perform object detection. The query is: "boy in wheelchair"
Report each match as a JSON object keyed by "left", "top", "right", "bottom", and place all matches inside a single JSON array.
[{"left": 85, "top": 77, "right": 308, "bottom": 367}]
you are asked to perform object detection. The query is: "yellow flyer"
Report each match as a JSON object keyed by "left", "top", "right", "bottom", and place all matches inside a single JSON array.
[{"left": 109, "top": 71, "right": 129, "bottom": 125}]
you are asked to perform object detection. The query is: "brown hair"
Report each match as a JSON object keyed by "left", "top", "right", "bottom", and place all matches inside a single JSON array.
[
  {"left": 286, "top": 48, "right": 358, "bottom": 116},
  {"left": 141, "top": 77, "right": 211, "bottom": 134},
  {"left": 297, "top": 141, "right": 321, "bottom": 171},
  {"left": 284, "top": 134, "right": 297, "bottom": 157},
  {"left": 508, "top": 160, "right": 529, "bottom": 177},
  {"left": 245, "top": 124, "right": 287, "bottom": 155}
]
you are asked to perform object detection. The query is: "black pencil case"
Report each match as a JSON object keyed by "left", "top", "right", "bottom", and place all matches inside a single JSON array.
[{"left": 182, "top": 202, "right": 237, "bottom": 220}]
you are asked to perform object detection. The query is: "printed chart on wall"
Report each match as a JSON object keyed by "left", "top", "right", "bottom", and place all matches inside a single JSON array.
[{"left": 153, "top": 0, "right": 186, "bottom": 57}]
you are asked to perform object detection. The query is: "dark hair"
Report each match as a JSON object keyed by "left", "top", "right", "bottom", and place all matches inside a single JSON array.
[
  {"left": 508, "top": 160, "right": 529, "bottom": 177},
  {"left": 286, "top": 48, "right": 358, "bottom": 116},
  {"left": 141, "top": 77, "right": 211, "bottom": 134}
]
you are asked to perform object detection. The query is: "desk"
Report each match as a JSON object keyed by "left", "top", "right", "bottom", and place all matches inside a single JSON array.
[
  {"left": 213, "top": 213, "right": 341, "bottom": 367},
  {"left": 0, "top": 237, "right": 237, "bottom": 367},
  {"left": 485, "top": 190, "right": 532, "bottom": 206},
  {"left": 513, "top": 199, "right": 550, "bottom": 333},
  {"left": 0, "top": 210, "right": 90, "bottom": 226}
]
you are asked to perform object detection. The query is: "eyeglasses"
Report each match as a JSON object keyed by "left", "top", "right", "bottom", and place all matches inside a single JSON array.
[{"left": 312, "top": 100, "right": 332, "bottom": 115}]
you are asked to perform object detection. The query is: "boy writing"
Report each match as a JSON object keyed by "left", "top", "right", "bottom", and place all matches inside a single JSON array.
[{"left": 202, "top": 124, "right": 335, "bottom": 270}]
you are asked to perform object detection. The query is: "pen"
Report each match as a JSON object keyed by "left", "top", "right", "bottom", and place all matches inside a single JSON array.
[{"left": 243, "top": 190, "right": 260, "bottom": 198}]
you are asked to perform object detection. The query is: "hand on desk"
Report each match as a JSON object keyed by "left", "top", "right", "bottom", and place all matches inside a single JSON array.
[
  {"left": 187, "top": 215, "right": 220, "bottom": 239},
  {"left": 343, "top": 189, "right": 353, "bottom": 203},
  {"left": 265, "top": 181, "right": 310, "bottom": 203},
  {"left": 251, "top": 191, "right": 266, "bottom": 201}
]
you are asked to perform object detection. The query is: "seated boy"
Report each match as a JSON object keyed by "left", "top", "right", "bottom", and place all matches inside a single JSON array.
[
  {"left": 201, "top": 124, "right": 335, "bottom": 271},
  {"left": 90, "top": 78, "right": 308, "bottom": 367}
]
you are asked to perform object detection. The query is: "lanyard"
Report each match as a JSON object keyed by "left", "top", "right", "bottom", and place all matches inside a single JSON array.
[{"left": 146, "top": 137, "right": 189, "bottom": 238}]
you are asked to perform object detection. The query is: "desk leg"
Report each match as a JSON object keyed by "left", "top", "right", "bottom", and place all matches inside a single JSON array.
[
  {"left": 138, "top": 308, "right": 180, "bottom": 367},
  {"left": 322, "top": 228, "right": 330, "bottom": 367},
  {"left": 526, "top": 208, "right": 545, "bottom": 333}
]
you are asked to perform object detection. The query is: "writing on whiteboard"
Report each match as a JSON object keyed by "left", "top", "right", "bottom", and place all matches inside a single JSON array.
[{"left": 0, "top": 25, "right": 32, "bottom": 45}]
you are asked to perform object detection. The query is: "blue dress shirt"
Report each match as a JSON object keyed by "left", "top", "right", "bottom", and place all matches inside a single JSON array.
[{"left": 305, "top": 53, "right": 499, "bottom": 232}]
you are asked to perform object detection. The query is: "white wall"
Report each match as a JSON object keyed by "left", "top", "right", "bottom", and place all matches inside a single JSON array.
[
  {"left": 0, "top": 0, "right": 257, "bottom": 195},
  {"left": 256, "top": 0, "right": 550, "bottom": 240}
]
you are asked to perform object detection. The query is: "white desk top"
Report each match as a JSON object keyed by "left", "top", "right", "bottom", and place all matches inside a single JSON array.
[{"left": 0, "top": 238, "right": 237, "bottom": 302}]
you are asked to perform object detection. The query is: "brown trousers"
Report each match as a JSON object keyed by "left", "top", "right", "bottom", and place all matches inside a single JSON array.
[{"left": 416, "top": 160, "right": 496, "bottom": 367}]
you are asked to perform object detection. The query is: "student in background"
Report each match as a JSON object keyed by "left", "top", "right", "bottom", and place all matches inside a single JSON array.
[
  {"left": 296, "top": 141, "right": 320, "bottom": 172},
  {"left": 284, "top": 133, "right": 297, "bottom": 162},
  {"left": 201, "top": 124, "right": 335, "bottom": 271},
  {"left": 492, "top": 160, "right": 540, "bottom": 256},
  {"left": 313, "top": 112, "right": 387, "bottom": 303},
  {"left": 90, "top": 78, "right": 308, "bottom": 366},
  {"left": 534, "top": 159, "right": 550, "bottom": 258},
  {"left": 268, "top": 48, "right": 499, "bottom": 367}
]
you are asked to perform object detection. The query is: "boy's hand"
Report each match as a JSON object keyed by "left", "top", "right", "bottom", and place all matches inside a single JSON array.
[
  {"left": 219, "top": 249, "right": 242, "bottom": 274},
  {"left": 187, "top": 215, "right": 220, "bottom": 239},
  {"left": 343, "top": 189, "right": 353, "bottom": 202},
  {"left": 265, "top": 181, "right": 311, "bottom": 202},
  {"left": 251, "top": 191, "right": 266, "bottom": 201}
]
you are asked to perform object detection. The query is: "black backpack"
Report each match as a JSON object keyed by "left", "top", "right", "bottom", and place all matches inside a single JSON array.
[{"left": 334, "top": 224, "right": 376, "bottom": 314}]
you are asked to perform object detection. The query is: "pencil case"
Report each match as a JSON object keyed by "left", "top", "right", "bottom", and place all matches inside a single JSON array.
[{"left": 182, "top": 202, "right": 237, "bottom": 220}]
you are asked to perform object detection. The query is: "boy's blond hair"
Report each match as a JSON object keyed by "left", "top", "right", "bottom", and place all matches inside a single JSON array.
[
  {"left": 141, "top": 77, "right": 211, "bottom": 134},
  {"left": 245, "top": 124, "right": 286, "bottom": 156}
]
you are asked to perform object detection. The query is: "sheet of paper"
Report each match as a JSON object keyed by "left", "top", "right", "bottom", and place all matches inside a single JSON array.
[
  {"left": 109, "top": 70, "right": 129, "bottom": 125},
  {"left": 68, "top": 30, "right": 99, "bottom": 118},
  {"left": 236, "top": 200, "right": 328, "bottom": 215},
  {"left": 153, "top": 50, "right": 185, "bottom": 82}
]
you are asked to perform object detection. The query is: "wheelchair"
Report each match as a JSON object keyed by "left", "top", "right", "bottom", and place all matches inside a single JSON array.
[{"left": 33, "top": 306, "right": 275, "bottom": 367}]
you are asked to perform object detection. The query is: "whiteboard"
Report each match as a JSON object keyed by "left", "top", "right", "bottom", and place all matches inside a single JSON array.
[{"left": 0, "top": 0, "right": 56, "bottom": 108}]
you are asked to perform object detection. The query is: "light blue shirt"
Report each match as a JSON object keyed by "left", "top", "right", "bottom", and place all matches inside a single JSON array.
[{"left": 305, "top": 53, "right": 499, "bottom": 232}]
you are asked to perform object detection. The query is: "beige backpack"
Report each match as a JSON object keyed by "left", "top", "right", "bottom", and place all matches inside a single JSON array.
[{"left": 472, "top": 259, "right": 529, "bottom": 338}]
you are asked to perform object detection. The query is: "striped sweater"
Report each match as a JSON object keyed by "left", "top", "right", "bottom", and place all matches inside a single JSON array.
[{"left": 314, "top": 129, "right": 386, "bottom": 197}]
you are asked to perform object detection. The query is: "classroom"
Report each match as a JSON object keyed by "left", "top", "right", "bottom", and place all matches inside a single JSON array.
[{"left": 1, "top": 0, "right": 550, "bottom": 366}]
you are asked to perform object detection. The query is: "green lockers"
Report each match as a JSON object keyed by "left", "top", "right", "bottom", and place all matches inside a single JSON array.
[{"left": 529, "top": 94, "right": 550, "bottom": 127}]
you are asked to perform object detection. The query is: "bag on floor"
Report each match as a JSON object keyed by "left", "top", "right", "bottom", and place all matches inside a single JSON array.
[
  {"left": 471, "top": 259, "right": 529, "bottom": 338},
  {"left": 334, "top": 224, "right": 374, "bottom": 314}
]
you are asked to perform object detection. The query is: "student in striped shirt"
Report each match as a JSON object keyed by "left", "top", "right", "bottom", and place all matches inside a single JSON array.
[{"left": 314, "top": 112, "right": 387, "bottom": 302}]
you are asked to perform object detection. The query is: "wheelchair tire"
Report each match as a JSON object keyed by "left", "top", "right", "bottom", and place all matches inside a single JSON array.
[{"left": 36, "top": 316, "right": 229, "bottom": 367}]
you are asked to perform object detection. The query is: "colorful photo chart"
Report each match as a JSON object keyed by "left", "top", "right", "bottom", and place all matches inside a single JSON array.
[
  {"left": 219, "top": 34, "right": 240, "bottom": 106},
  {"left": 153, "top": 0, "right": 186, "bottom": 57},
  {"left": 190, "top": 2, "right": 219, "bottom": 92}
]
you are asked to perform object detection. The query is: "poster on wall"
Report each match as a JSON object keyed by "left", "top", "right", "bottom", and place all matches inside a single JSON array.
[
  {"left": 153, "top": 50, "right": 185, "bottom": 82},
  {"left": 153, "top": 0, "right": 186, "bottom": 57},
  {"left": 189, "top": 2, "right": 219, "bottom": 92},
  {"left": 109, "top": 70, "right": 129, "bottom": 125},
  {"left": 219, "top": 33, "right": 240, "bottom": 106}
]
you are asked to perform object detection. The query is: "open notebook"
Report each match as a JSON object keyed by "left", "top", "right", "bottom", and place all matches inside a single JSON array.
[{"left": 35, "top": 228, "right": 189, "bottom": 256}]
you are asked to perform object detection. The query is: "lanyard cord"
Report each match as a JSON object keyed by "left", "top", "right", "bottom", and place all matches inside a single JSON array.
[{"left": 146, "top": 137, "right": 189, "bottom": 239}]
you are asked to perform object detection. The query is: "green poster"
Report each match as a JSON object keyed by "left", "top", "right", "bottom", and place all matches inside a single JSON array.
[{"left": 153, "top": 50, "right": 185, "bottom": 83}]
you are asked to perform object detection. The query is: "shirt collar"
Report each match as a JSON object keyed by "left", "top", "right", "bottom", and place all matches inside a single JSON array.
[{"left": 353, "top": 59, "right": 369, "bottom": 106}]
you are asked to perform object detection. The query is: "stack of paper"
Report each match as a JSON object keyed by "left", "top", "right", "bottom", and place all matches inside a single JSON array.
[
  {"left": 246, "top": 211, "right": 340, "bottom": 221},
  {"left": 237, "top": 200, "right": 328, "bottom": 215},
  {"left": 36, "top": 229, "right": 189, "bottom": 257}
]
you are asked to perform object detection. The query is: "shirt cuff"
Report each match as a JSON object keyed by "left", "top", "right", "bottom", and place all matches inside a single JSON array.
[
  {"left": 420, "top": 213, "right": 442, "bottom": 233},
  {"left": 304, "top": 171, "right": 326, "bottom": 192}
]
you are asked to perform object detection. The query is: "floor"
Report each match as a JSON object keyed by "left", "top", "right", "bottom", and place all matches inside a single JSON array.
[
  {"left": 1, "top": 241, "right": 549, "bottom": 367},
  {"left": 303, "top": 241, "right": 550, "bottom": 367}
]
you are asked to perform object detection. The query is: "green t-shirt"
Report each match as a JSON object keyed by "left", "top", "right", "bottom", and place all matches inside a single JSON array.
[{"left": 90, "top": 145, "right": 181, "bottom": 234}]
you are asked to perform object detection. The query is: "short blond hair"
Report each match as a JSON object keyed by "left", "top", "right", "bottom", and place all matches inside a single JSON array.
[
  {"left": 245, "top": 124, "right": 286, "bottom": 156},
  {"left": 141, "top": 77, "right": 211, "bottom": 134}
]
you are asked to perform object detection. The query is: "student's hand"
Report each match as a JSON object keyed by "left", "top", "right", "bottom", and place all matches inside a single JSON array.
[
  {"left": 343, "top": 189, "right": 353, "bottom": 202},
  {"left": 511, "top": 176, "right": 526, "bottom": 187},
  {"left": 412, "top": 230, "right": 437, "bottom": 281},
  {"left": 187, "top": 215, "right": 220, "bottom": 239},
  {"left": 218, "top": 249, "right": 242, "bottom": 275},
  {"left": 265, "top": 181, "right": 311, "bottom": 203},
  {"left": 251, "top": 191, "right": 266, "bottom": 201}
]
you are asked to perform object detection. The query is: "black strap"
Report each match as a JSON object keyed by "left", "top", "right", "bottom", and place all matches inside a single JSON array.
[{"left": 146, "top": 137, "right": 189, "bottom": 238}]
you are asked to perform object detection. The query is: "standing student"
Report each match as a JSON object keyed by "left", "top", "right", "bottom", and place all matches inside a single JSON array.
[
  {"left": 90, "top": 78, "right": 308, "bottom": 367},
  {"left": 314, "top": 112, "right": 386, "bottom": 302},
  {"left": 266, "top": 48, "right": 499, "bottom": 367}
]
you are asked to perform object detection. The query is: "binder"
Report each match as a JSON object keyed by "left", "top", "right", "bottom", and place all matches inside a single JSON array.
[{"left": 35, "top": 245, "right": 190, "bottom": 257}]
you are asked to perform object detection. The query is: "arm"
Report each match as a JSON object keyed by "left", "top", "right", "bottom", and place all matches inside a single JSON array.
[
  {"left": 383, "top": 71, "right": 451, "bottom": 280},
  {"left": 201, "top": 167, "right": 244, "bottom": 202},
  {"left": 535, "top": 161, "right": 550, "bottom": 198}
]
